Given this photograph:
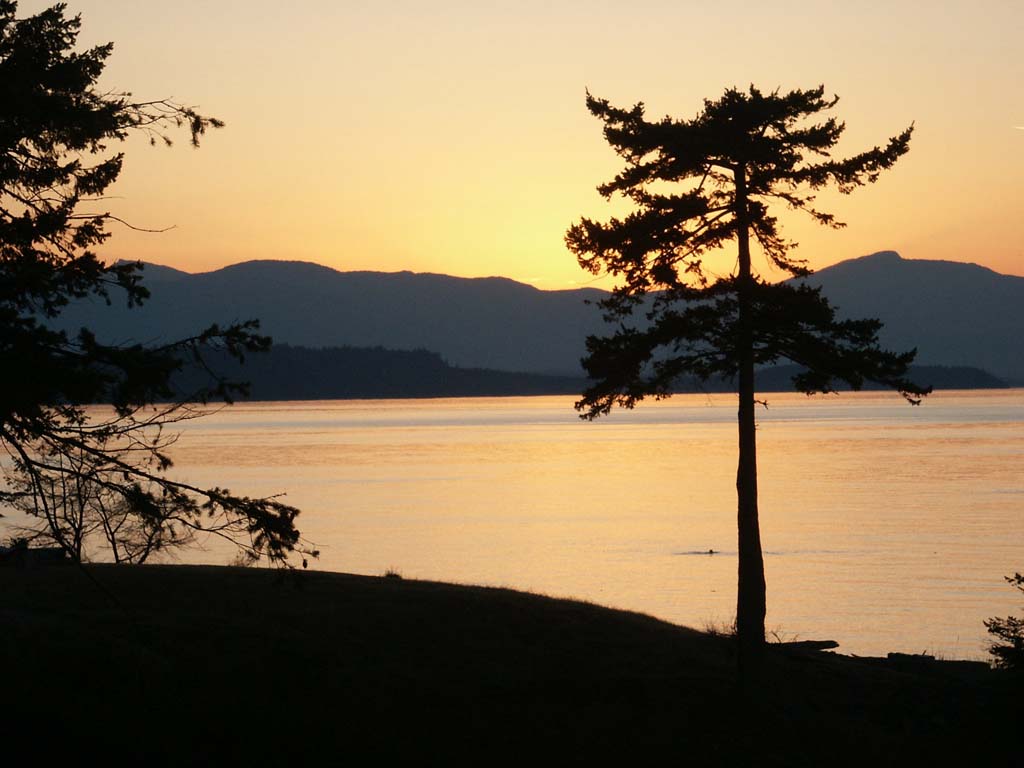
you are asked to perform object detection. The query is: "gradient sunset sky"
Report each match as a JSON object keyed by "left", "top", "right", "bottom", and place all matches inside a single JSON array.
[{"left": 25, "top": 0, "right": 1024, "bottom": 286}]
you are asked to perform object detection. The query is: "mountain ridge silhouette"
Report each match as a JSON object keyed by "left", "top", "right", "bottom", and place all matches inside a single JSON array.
[{"left": 77, "top": 252, "right": 1021, "bottom": 382}]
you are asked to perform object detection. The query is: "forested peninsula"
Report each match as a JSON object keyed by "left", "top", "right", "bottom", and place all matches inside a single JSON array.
[{"left": 173, "top": 344, "right": 1008, "bottom": 401}]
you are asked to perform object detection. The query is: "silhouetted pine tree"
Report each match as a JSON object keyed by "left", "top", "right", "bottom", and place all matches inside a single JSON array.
[
  {"left": 566, "top": 85, "right": 929, "bottom": 676},
  {"left": 0, "top": 1, "right": 305, "bottom": 564}
]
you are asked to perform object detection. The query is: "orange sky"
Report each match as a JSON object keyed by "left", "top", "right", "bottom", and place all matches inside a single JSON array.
[{"left": 25, "top": 0, "right": 1024, "bottom": 286}]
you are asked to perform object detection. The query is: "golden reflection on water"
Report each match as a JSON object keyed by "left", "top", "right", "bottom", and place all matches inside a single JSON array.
[{"left": 162, "top": 390, "right": 1024, "bottom": 659}]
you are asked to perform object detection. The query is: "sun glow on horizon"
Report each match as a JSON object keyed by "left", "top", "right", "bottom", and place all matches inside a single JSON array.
[{"left": 22, "top": 0, "right": 1024, "bottom": 284}]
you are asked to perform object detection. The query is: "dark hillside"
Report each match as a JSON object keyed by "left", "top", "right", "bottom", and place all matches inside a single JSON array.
[
  {"left": 1, "top": 564, "right": 1013, "bottom": 765},
  {"left": 171, "top": 346, "right": 1002, "bottom": 402},
  {"left": 174, "top": 344, "right": 586, "bottom": 400}
]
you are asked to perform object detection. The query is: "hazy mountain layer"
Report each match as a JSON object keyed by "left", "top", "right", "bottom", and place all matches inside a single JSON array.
[
  {"left": 53, "top": 252, "right": 1023, "bottom": 382},
  {"left": 60, "top": 261, "right": 605, "bottom": 375},
  {"left": 801, "top": 251, "right": 1024, "bottom": 382}
]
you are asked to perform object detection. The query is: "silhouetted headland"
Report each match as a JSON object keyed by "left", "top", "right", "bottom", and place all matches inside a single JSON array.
[{"left": 170, "top": 344, "right": 1007, "bottom": 401}]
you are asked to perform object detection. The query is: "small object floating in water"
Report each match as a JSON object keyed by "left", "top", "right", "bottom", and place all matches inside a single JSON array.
[{"left": 673, "top": 549, "right": 727, "bottom": 556}]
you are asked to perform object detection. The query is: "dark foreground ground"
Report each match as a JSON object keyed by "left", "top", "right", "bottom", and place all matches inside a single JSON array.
[{"left": 1, "top": 564, "right": 1017, "bottom": 766}]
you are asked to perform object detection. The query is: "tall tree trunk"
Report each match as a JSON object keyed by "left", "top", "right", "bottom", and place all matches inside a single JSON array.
[{"left": 734, "top": 164, "right": 766, "bottom": 679}]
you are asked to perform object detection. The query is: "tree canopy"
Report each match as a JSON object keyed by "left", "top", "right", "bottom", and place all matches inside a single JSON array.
[
  {"left": 566, "top": 85, "right": 928, "bottom": 673},
  {"left": 568, "top": 85, "right": 928, "bottom": 413},
  {"left": 0, "top": 1, "right": 306, "bottom": 564}
]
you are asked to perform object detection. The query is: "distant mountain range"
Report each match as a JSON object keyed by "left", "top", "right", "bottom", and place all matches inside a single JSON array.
[
  {"left": 60, "top": 260, "right": 605, "bottom": 376},
  {"left": 52, "top": 251, "right": 1024, "bottom": 385},
  {"left": 801, "top": 251, "right": 1024, "bottom": 383}
]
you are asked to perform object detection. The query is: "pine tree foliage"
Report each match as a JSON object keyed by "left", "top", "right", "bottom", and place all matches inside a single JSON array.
[
  {"left": 567, "top": 85, "right": 928, "bottom": 417},
  {"left": 0, "top": 1, "right": 306, "bottom": 564}
]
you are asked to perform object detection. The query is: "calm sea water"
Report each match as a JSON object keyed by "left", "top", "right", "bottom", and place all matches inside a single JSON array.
[{"left": 143, "top": 391, "right": 1024, "bottom": 658}]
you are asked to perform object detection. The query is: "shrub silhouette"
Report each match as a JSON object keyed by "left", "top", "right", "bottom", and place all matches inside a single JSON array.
[{"left": 985, "top": 573, "right": 1024, "bottom": 670}]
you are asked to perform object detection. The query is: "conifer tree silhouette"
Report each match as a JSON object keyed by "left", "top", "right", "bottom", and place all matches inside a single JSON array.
[
  {"left": 0, "top": 1, "right": 306, "bottom": 564},
  {"left": 567, "top": 85, "right": 928, "bottom": 675}
]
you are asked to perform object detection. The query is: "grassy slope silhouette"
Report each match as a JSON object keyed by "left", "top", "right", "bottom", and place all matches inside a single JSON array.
[{"left": 2, "top": 564, "right": 1013, "bottom": 764}]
